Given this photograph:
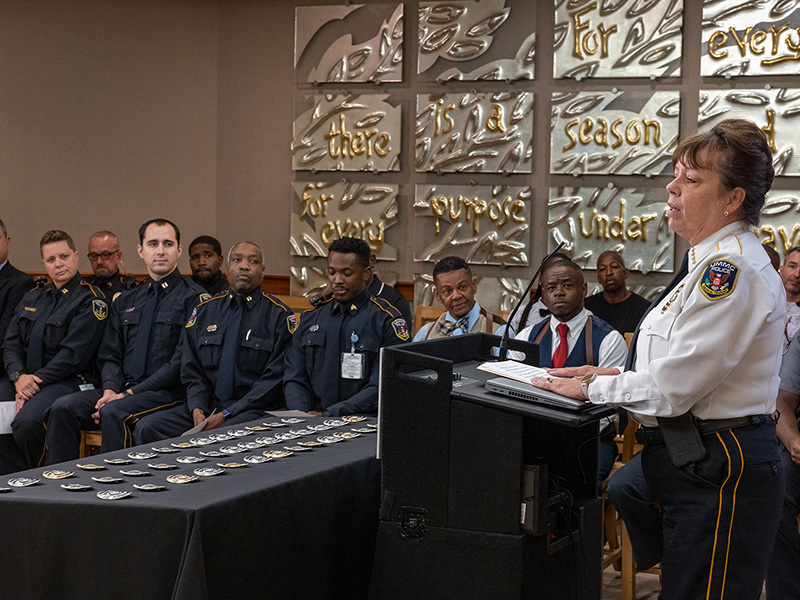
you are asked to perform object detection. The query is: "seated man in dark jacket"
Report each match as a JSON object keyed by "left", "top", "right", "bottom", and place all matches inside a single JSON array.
[{"left": 284, "top": 237, "right": 409, "bottom": 416}]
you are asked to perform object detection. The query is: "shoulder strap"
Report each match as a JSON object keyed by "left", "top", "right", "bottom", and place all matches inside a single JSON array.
[
  {"left": 584, "top": 316, "right": 594, "bottom": 367},
  {"left": 533, "top": 321, "right": 548, "bottom": 345}
]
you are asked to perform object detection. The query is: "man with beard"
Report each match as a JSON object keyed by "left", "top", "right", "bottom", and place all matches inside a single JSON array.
[
  {"left": 188, "top": 235, "right": 228, "bottom": 296},
  {"left": 584, "top": 250, "right": 650, "bottom": 335},
  {"left": 84, "top": 231, "right": 135, "bottom": 299},
  {"left": 133, "top": 242, "right": 295, "bottom": 440}
]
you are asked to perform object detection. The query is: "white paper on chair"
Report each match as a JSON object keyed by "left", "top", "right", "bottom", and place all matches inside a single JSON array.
[{"left": 0, "top": 402, "right": 15, "bottom": 435}]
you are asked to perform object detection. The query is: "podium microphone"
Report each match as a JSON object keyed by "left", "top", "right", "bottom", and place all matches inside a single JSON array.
[{"left": 497, "top": 242, "right": 565, "bottom": 360}]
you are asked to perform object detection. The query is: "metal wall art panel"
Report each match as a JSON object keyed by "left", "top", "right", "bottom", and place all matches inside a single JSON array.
[
  {"left": 553, "top": 0, "right": 683, "bottom": 79},
  {"left": 290, "top": 264, "right": 397, "bottom": 298},
  {"left": 550, "top": 90, "right": 679, "bottom": 176},
  {"left": 701, "top": 1, "right": 800, "bottom": 77},
  {"left": 414, "top": 273, "right": 526, "bottom": 314},
  {"left": 416, "top": 92, "right": 533, "bottom": 172},
  {"left": 290, "top": 181, "right": 398, "bottom": 260},
  {"left": 292, "top": 94, "right": 401, "bottom": 172},
  {"left": 699, "top": 88, "right": 800, "bottom": 176},
  {"left": 758, "top": 190, "right": 800, "bottom": 263},
  {"left": 414, "top": 184, "right": 531, "bottom": 265},
  {"left": 417, "top": 0, "right": 536, "bottom": 82},
  {"left": 295, "top": 4, "right": 403, "bottom": 83},
  {"left": 548, "top": 186, "right": 675, "bottom": 274}
]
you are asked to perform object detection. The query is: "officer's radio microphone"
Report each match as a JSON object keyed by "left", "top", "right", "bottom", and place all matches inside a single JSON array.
[
  {"left": 496, "top": 242, "right": 565, "bottom": 361},
  {"left": 309, "top": 292, "right": 333, "bottom": 307}
]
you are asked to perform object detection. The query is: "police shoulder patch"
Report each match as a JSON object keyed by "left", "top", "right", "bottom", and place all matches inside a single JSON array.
[
  {"left": 92, "top": 299, "right": 108, "bottom": 321},
  {"left": 287, "top": 314, "right": 298, "bottom": 334},
  {"left": 392, "top": 318, "right": 409, "bottom": 341},
  {"left": 186, "top": 308, "right": 198, "bottom": 328},
  {"left": 698, "top": 259, "right": 739, "bottom": 301}
]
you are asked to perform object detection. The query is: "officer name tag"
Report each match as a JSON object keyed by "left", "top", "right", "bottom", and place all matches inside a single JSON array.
[
  {"left": 79, "top": 383, "right": 96, "bottom": 392},
  {"left": 341, "top": 352, "right": 365, "bottom": 380}
]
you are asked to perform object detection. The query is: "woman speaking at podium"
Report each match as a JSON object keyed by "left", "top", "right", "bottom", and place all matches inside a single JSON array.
[{"left": 531, "top": 119, "right": 785, "bottom": 600}]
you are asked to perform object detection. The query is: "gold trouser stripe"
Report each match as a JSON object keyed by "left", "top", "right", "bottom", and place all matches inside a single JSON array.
[
  {"left": 705, "top": 430, "right": 744, "bottom": 600},
  {"left": 121, "top": 400, "right": 183, "bottom": 448}
]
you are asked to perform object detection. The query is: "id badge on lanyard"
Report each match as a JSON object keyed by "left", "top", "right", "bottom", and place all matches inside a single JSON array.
[{"left": 341, "top": 331, "right": 365, "bottom": 380}]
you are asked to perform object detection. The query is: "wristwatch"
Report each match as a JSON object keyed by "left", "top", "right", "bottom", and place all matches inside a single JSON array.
[
  {"left": 9, "top": 371, "right": 23, "bottom": 383},
  {"left": 581, "top": 373, "right": 597, "bottom": 398},
  {"left": 221, "top": 409, "right": 231, "bottom": 420}
]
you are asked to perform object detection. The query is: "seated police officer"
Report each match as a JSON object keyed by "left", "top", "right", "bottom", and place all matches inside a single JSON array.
[
  {"left": 413, "top": 256, "right": 509, "bottom": 341},
  {"left": 133, "top": 242, "right": 295, "bottom": 441},
  {"left": 515, "top": 258, "right": 627, "bottom": 484},
  {"left": 284, "top": 237, "right": 408, "bottom": 416},
  {"left": 84, "top": 230, "right": 135, "bottom": 299},
  {"left": 0, "top": 219, "right": 34, "bottom": 379},
  {"left": 2, "top": 230, "right": 107, "bottom": 468},
  {"left": 45, "top": 219, "right": 206, "bottom": 459},
  {"left": 189, "top": 235, "right": 228, "bottom": 296}
]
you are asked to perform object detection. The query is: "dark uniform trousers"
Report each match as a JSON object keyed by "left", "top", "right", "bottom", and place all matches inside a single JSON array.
[
  {"left": 44, "top": 387, "right": 181, "bottom": 463},
  {"left": 765, "top": 449, "right": 800, "bottom": 599},
  {"left": 641, "top": 421, "right": 783, "bottom": 600},
  {"left": 95, "top": 389, "right": 183, "bottom": 452}
]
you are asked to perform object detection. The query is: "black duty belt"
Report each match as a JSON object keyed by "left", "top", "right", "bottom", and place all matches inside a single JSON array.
[{"left": 636, "top": 414, "right": 772, "bottom": 445}]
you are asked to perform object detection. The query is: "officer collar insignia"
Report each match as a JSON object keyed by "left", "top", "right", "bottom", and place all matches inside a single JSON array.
[
  {"left": 310, "top": 324, "right": 319, "bottom": 332},
  {"left": 60, "top": 287, "right": 69, "bottom": 294},
  {"left": 392, "top": 318, "right": 409, "bottom": 341},
  {"left": 207, "top": 324, "right": 217, "bottom": 332},
  {"left": 186, "top": 308, "right": 197, "bottom": 328},
  {"left": 161, "top": 281, "right": 169, "bottom": 289},
  {"left": 92, "top": 299, "right": 108, "bottom": 321},
  {"left": 246, "top": 296, "right": 252, "bottom": 302},
  {"left": 350, "top": 304, "right": 357, "bottom": 312},
  {"left": 699, "top": 260, "right": 739, "bottom": 301},
  {"left": 287, "top": 314, "right": 298, "bottom": 334}
]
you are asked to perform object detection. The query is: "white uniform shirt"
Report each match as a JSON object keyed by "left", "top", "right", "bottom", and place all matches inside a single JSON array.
[
  {"left": 589, "top": 222, "right": 785, "bottom": 426},
  {"left": 516, "top": 307, "right": 627, "bottom": 369}
]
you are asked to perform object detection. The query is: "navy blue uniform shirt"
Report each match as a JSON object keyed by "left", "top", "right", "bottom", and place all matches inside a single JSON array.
[
  {"left": 99, "top": 267, "right": 207, "bottom": 394},
  {"left": 83, "top": 271, "right": 136, "bottom": 301},
  {"left": 181, "top": 290, "right": 295, "bottom": 416},
  {"left": 3, "top": 272, "right": 107, "bottom": 384},
  {"left": 284, "top": 287, "right": 409, "bottom": 416}
]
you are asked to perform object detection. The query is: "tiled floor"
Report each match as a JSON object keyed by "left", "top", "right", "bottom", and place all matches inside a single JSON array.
[{"left": 601, "top": 569, "right": 767, "bottom": 600}]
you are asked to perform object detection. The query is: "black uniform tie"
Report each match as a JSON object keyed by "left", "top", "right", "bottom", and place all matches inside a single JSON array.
[
  {"left": 215, "top": 295, "right": 244, "bottom": 403},
  {"left": 26, "top": 289, "right": 57, "bottom": 373},
  {"left": 128, "top": 285, "right": 160, "bottom": 381}
]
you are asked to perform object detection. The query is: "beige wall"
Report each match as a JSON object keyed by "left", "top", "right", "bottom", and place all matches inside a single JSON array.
[
  {"left": 0, "top": 0, "right": 219, "bottom": 272},
  {"left": 0, "top": 0, "right": 710, "bottom": 289}
]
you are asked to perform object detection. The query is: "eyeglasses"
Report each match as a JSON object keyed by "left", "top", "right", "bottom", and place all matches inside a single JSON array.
[{"left": 87, "top": 251, "right": 120, "bottom": 261}]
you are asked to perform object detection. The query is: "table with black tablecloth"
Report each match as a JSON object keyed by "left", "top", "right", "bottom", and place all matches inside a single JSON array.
[{"left": 0, "top": 417, "right": 380, "bottom": 600}]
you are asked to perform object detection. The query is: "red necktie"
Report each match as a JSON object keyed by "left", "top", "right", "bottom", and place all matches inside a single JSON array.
[{"left": 552, "top": 323, "right": 569, "bottom": 368}]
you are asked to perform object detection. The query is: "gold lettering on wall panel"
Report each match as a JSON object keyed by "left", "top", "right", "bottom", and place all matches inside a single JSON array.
[
  {"left": 702, "top": 3, "right": 800, "bottom": 76},
  {"left": 414, "top": 184, "right": 531, "bottom": 265},
  {"left": 551, "top": 90, "right": 680, "bottom": 176},
  {"left": 699, "top": 89, "right": 800, "bottom": 176},
  {"left": 759, "top": 191, "right": 800, "bottom": 261},
  {"left": 291, "top": 181, "right": 398, "bottom": 259},
  {"left": 554, "top": 0, "right": 683, "bottom": 79},
  {"left": 292, "top": 94, "right": 401, "bottom": 172},
  {"left": 416, "top": 92, "right": 533, "bottom": 173},
  {"left": 548, "top": 186, "right": 674, "bottom": 274}
]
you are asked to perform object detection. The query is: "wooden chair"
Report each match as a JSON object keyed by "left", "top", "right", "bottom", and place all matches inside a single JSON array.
[
  {"left": 79, "top": 431, "right": 102, "bottom": 458},
  {"left": 413, "top": 305, "right": 445, "bottom": 339}
]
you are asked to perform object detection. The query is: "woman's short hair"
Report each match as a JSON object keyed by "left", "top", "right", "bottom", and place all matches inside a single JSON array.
[{"left": 672, "top": 119, "right": 774, "bottom": 226}]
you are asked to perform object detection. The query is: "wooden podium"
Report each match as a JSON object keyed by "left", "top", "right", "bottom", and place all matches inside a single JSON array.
[{"left": 370, "top": 333, "right": 617, "bottom": 600}]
